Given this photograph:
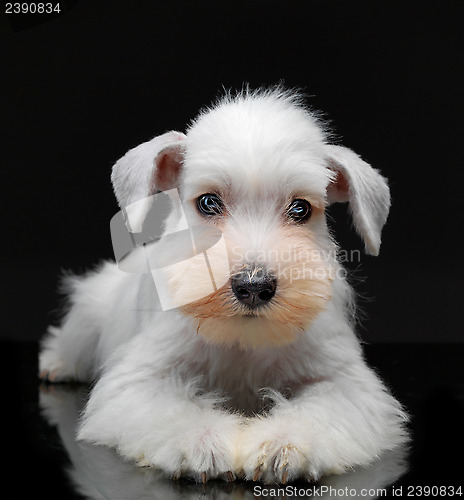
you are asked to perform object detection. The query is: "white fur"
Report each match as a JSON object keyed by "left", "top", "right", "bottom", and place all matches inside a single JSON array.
[{"left": 39, "top": 87, "right": 407, "bottom": 483}]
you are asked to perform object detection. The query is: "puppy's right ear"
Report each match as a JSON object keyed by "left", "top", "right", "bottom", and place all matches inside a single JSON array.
[{"left": 111, "top": 131, "right": 186, "bottom": 232}]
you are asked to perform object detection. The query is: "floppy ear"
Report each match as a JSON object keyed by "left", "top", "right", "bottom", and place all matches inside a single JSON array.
[
  {"left": 111, "top": 131, "right": 186, "bottom": 232},
  {"left": 325, "top": 144, "right": 390, "bottom": 256}
]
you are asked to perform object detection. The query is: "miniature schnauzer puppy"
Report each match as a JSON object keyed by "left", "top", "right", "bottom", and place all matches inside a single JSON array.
[{"left": 39, "top": 88, "right": 408, "bottom": 484}]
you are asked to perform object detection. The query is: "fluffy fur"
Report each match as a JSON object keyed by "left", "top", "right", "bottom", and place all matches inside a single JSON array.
[{"left": 39, "top": 87, "right": 408, "bottom": 484}]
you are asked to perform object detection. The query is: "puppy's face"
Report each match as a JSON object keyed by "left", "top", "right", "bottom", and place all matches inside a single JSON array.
[
  {"left": 111, "top": 90, "right": 390, "bottom": 350},
  {"left": 164, "top": 100, "right": 336, "bottom": 349}
]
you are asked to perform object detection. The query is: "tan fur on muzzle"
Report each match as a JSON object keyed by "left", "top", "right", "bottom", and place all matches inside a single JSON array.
[{"left": 173, "top": 226, "right": 334, "bottom": 349}]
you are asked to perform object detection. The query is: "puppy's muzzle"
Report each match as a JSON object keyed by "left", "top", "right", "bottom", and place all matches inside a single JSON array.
[{"left": 231, "top": 265, "right": 277, "bottom": 310}]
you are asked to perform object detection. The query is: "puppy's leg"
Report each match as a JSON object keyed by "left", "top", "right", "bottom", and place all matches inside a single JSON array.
[
  {"left": 39, "top": 315, "right": 99, "bottom": 383},
  {"left": 239, "top": 359, "right": 408, "bottom": 483},
  {"left": 39, "top": 263, "right": 123, "bottom": 383},
  {"left": 77, "top": 333, "right": 243, "bottom": 482}
]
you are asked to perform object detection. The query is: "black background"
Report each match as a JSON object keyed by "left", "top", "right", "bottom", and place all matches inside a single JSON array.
[
  {"left": 3, "top": 3, "right": 464, "bottom": 497},
  {"left": 2, "top": 0, "right": 463, "bottom": 342}
]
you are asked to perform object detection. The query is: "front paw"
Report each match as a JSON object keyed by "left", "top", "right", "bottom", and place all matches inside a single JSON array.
[
  {"left": 242, "top": 440, "right": 310, "bottom": 484},
  {"left": 137, "top": 414, "right": 241, "bottom": 483},
  {"left": 238, "top": 417, "right": 330, "bottom": 484}
]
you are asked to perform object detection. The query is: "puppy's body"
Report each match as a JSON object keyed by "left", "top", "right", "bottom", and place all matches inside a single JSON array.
[{"left": 40, "top": 88, "right": 408, "bottom": 483}]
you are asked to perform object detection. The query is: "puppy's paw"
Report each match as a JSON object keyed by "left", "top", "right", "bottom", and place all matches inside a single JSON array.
[
  {"left": 39, "top": 367, "right": 71, "bottom": 383},
  {"left": 39, "top": 353, "right": 74, "bottom": 383},
  {"left": 39, "top": 327, "right": 73, "bottom": 383},
  {"left": 178, "top": 426, "right": 236, "bottom": 482},
  {"left": 137, "top": 414, "right": 241, "bottom": 483},
  {"left": 39, "top": 353, "right": 73, "bottom": 383},
  {"left": 238, "top": 417, "right": 321, "bottom": 484},
  {"left": 241, "top": 439, "right": 311, "bottom": 484}
]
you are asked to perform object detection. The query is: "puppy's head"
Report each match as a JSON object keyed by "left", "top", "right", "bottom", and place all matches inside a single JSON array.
[{"left": 111, "top": 88, "right": 390, "bottom": 349}]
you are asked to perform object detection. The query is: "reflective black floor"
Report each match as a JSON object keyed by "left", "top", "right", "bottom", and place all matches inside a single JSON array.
[{"left": 8, "top": 342, "right": 464, "bottom": 499}]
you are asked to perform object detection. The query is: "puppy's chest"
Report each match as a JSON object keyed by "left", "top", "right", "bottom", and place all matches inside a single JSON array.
[{"left": 189, "top": 349, "right": 310, "bottom": 414}]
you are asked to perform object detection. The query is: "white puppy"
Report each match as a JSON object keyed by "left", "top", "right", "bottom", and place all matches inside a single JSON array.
[{"left": 39, "top": 87, "right": 408, "bottom": 484}]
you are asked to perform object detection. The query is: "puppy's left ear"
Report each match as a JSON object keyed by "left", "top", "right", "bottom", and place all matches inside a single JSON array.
[
  {"left": 111, "top": 131, "right": 186, "bottom": 232},
  {"left": 325, "top": 145, "right": 390, "bottom": 256}
]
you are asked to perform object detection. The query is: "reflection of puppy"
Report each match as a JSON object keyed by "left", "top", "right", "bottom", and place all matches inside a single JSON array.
[{"left": 39, "top": 88, "right": 408, "bottom": 483}]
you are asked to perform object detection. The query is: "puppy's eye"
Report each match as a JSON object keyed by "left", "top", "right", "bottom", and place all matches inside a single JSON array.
[
  {"left": 286, "top": 199, "right": 312, "bottom": 223},
  {"left": 197, "top": 193, "right": 224, "bottom": 216}
]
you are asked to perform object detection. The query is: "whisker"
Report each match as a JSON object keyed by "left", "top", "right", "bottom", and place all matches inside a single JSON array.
[
  {"left": 204, "top": 286, "right": 229, "bottom": 304},
  {"left": 296, "top": 291, "right": 330, "bottom": 301},
  {"left": 277, "top": 296, "right": 306, "bottom": 310}
]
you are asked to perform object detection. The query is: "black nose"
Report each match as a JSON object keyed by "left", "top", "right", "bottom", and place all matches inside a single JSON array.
[{"left": 231, "top": 266, "right": 277, "bottom": 309}]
